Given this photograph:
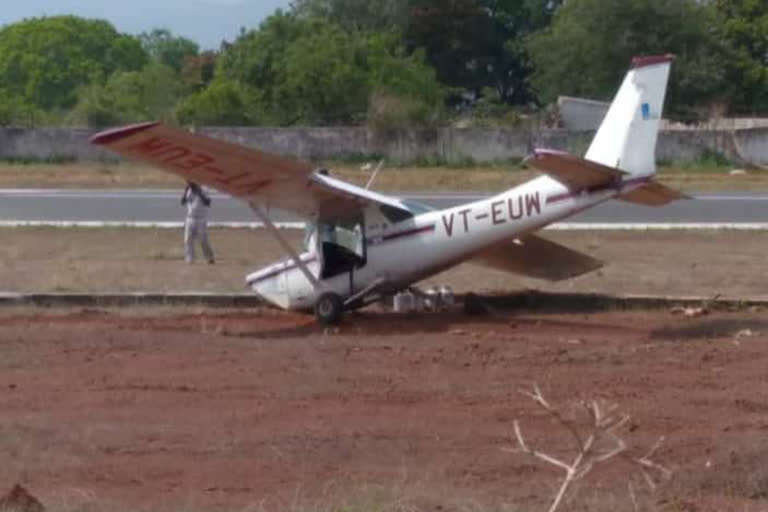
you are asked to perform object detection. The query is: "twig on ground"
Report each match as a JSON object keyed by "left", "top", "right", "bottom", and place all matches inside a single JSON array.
[{"left": 507, "top": 384, "right": 671, "bottom": 512}]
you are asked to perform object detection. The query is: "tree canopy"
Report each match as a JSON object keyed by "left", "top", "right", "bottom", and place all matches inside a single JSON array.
[
  {"left": 712, "top": 0, "right": 768, "bottom": 114},
  {"left": 0, "top": 16, "right": 146, "bottom": 113},
  {"left": 180, "top": 12, "right": 444, "bottom": 126},
  {"left": 1, "top": 1, "right": 768, "bottom": 127},
  {"left": 139, "top": 29, "right": 200, "bottom": 73},
  {"left": 526, "top": 0, "right": 728, "bottom": 119}
]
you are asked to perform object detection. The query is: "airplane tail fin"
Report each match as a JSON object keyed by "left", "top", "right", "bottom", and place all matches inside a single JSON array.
[
  {"left": 585, "top": 55, "right": 674, "bottom": 177},
  {"left": 527, "top": 55, "right": 685, "bottom": 207}
]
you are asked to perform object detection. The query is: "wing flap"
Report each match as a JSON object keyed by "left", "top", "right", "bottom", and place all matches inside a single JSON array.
[
  {"left": 526, "top": 149, "right": 625, "bottom": 190},
  {"left": 470, "top": 234, "right": 603, "bottom": 281},
  {"left": 619, "top": 181, "right": 690, "bottom": 206}
]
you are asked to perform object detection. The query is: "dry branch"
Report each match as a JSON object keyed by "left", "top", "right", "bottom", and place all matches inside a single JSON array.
[{"left": 507, "top": 384, "right": 671, "bottom": 512}]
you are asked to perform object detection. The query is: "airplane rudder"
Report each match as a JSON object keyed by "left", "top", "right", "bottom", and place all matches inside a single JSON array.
[{"left": 586, "top": 54, "right": 674, "bottom": 176}]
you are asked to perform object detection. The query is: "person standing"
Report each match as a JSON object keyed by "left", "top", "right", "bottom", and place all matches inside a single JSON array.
[{"left": 181, "top": 182, "right": 215, "bottom": 264}]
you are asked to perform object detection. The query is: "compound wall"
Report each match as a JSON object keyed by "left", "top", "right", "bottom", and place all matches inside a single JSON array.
[{"left": 0, "top": 125, "right": 764, "bottom": 166}]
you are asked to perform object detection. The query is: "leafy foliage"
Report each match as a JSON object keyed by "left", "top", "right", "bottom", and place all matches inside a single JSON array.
[
  {"left": 176, "top": 80, "right": 262, "bottom": 126},
  {"left": 139, "top": 29, "right": 200, "bottom": 73},
  {"left": 712, "top": 0, "right": 768, "bottom": 114},
  {"left": 526, "top": 0, "right": 728, "bottom": 120},
  {"left": 205, "top": 12, "right": 443, "bottom": 126},
  {"left": 69, "top": 63, "right": 182, "bottom": 126},
  {"left": 406, "top": 0, "right": 561, "bottom": 107},
  {"left": 0, "top": 16, "right": 147, "bottom": 112},
  {"left": 291, "top": 0, "right": 410, "bottom": 31},
  {"left": 2, "top": 2, "right": 768, "bottom": 126}
]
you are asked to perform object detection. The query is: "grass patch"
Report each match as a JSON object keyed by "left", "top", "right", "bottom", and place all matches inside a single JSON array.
[
  {"left": 661, "top": 149, "right": 734, "bottom": 173},
  {"left": 1, "top": 227, "right": 767, "bottom": 300},
  {"left": 0, "top": 160, "right": 765, "bottom": 192}
]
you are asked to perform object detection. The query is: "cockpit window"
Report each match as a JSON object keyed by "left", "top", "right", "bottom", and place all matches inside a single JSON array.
[
  {"left": 379, "top": 204, "right": 413, "bottom": 223},
  {"left": 400, "top": 199, "right": 435, "bottom": 214}
]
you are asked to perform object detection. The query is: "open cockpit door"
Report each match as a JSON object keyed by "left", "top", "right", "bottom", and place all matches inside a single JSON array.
[{"left": 311, "top": 213, "right": 367, "bottom": 280}]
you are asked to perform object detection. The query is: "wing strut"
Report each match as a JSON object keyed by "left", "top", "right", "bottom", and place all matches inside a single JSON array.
[{"left": 249, "top": 203, "right": 322, "bottom": 291}]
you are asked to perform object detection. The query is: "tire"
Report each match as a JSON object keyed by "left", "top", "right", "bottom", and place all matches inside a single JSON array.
[{"left": 314, "top": 292, "right": 344, "bottom": 325}]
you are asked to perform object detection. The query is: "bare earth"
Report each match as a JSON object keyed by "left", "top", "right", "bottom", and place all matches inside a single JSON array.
[
  {"left": 1, "top": 228, "right": 768, "bottom": 511},
  {"left": 1, "top": 308, "right": 768, "bottom": 512}
]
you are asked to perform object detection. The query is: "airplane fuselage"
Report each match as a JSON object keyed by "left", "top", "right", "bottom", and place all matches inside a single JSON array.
[{"left": 247, "top": 174, "right": 649, "bottom": 311}]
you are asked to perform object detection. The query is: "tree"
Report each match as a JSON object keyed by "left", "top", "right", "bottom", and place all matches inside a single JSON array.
[
  {"left": 208, "top": 12, "right": 443, "bottom": 126},
  {"left": 712, "top": 0, "right": 768, "bottom": 114},
  {"left": 139, "top": 28, "right": 200, "bottom": 73},
  {"left": 70, "top": 63, "right": 181, "bottom": 127},
  {"left": 176, "top": 80, "right": 262, "bottom": 126},
  {"left": 406, "top": 0, "right": 495, "bottom": 102},
  {"left": 365, "top": 32, "right": 445, "bottom": 127},
  {"left": 526, "top": 0, "right": 728, "bottom": 119},
  {"left": 404, "top": 0, "right": 561, "bottom": 106},
  {"left": 290, "top": 0, "right": 409, "bottom": 31},
  {"left": 180, "top": 50, "right": 218, "bottom": 92},
  {"left": 0, "top": 16, "right": 147, "bottom": 112}
]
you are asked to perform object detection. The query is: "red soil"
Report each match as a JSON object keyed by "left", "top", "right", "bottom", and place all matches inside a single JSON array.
[{"left": 0, "top": 307, "right": 766, "bottom": 511}]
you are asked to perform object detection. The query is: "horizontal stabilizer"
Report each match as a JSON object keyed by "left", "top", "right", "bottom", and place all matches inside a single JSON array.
[
  {"left": 619, "top": 181, "right": 690, "bottom": 206},
  {"left": 526, "top": 149, "right": 625, "bottom": 190},
  {"left": 470, "top": 234, "right": 603, "bottom": 281}
]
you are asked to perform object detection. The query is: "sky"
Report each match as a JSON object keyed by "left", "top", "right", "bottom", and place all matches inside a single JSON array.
[{"left": 0, "top": 0, "right": 294, "bottom": 49}]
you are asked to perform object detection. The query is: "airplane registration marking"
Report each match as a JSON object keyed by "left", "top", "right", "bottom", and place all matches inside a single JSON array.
[
  {"left": 442, "top": 192, "right": 542, "bottom": 237},
  {"left": 126, "top": 136, "right": 273, "bottom": 193},
  {"left": 215, "top": 171, "right": 251, "bottom": 185},
  {"left": 128, "top": 136, "right": 224, "bottom": 175}
]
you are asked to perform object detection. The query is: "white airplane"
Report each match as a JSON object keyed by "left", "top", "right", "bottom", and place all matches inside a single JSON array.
[{"left": 91, "top": 55, "right": 684, "bottom": 324}]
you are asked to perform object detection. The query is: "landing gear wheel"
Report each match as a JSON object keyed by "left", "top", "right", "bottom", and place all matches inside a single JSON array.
[{"left": 314, "top": 292, "right": 344, "bottom": 325}]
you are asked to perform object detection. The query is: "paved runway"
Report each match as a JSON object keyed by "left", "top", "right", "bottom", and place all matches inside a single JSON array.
[{"left": 0, "top": 189, "right": 765, "bottom": 224}]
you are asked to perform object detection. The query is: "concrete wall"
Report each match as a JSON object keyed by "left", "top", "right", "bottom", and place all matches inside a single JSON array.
[{"left": 1, "top": 125, "right": 766, "bottom": 167}]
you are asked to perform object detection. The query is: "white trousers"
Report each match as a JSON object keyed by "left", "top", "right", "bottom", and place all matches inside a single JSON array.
[{"left": 184, "top": 218, "right": 214, "bottom": 263}]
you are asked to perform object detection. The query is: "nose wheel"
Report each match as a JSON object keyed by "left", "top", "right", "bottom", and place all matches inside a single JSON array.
[{"left": 314, "top": 292, "right": 344, "bottom": 325}]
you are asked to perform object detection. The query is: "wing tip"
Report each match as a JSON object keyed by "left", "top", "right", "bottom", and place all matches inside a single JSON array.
[{"left": 90, "top": 121, "right": 160, "bottom": 145}]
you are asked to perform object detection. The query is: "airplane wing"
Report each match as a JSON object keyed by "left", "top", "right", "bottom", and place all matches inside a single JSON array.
[
  {"left": 90, "top": 122, "right": 412, "bottom": 220},
  {"left": 469, "top": 234, "right": 603, "bottom": 281},
  {"left": 526, "top": 149, "right": 626, "bottom": 190}
]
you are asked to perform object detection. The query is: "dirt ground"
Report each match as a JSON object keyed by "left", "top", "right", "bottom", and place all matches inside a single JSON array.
[
  {"left": 1, "top": 227, "right": 767, "bottom": 299},
  {"left": 2, "top": 227, "right": 768, "bottom": 511},
  {"left": 0, "top": 307, "right": 768, "bottom": 511}
]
